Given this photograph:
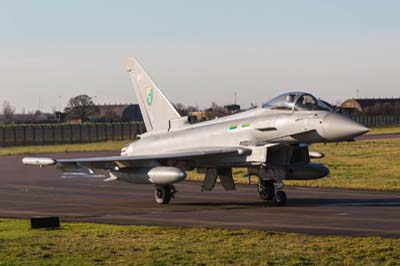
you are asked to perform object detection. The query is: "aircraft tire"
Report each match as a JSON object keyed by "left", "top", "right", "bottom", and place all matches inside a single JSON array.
[
  {"left": 273, "top": 191, "right": 287, "bottom": 206},
  {"left": 155, "top": 185, "right": 172, "bottom": 204},
  {"left": 258, "top": 182, "right": 275, "bottom": 201}
]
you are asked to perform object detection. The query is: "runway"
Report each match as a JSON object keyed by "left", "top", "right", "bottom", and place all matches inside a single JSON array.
[{"left": 1, "top": 152, "right": 400, "bottom": 237}]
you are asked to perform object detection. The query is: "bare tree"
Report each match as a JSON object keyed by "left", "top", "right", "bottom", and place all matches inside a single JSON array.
[
  {"left": 173, "top": 103, "right": 186, "bottom": 116},
  {"left": 2, "top": 101, "right": 16, "bottom": 124},
  {"left": 174, "top": 103, "right": 199, "bottom": 116},
  {"left": 65, "top": 95, "right": 99, "bottom": 122}
]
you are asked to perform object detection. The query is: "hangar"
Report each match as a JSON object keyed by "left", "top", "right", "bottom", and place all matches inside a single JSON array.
[{"left": 340, "top": 98, "right": 400, "bottom": 113}]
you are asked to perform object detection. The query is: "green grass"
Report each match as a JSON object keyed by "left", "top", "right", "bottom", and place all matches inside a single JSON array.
[
  {"left": 0, "top": 219, "right": 399, "bottom": 266},
  {"left": 187, "top": 138, "right": 400, "bottom": 191},
  {"left": 368, "top": 127, "right": 400, "bottom": 135},
  {"left": 285, "top": 139, "right": 400, "bottom": 190},
  {"left": 0, "top": 141, "right": 129, "bottom": 156}
]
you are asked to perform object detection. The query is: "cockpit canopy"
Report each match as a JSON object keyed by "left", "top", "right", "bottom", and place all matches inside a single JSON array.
[{"left": 261, "top": 92, "right": 332, "bottom": 112}]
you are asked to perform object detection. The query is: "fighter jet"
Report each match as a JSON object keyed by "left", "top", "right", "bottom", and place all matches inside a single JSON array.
[{"left": 22, "top": 57, "right": 369, "bottom": 205}]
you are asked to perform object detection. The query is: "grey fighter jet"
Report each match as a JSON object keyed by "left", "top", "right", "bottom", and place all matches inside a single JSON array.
[{"left": 23, "top": 57, "right": 369, "bottom": 205}]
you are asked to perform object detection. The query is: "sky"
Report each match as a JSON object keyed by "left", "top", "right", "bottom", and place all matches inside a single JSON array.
[{"left": 1, "top": 0, "right": 400, "bottom": 112}]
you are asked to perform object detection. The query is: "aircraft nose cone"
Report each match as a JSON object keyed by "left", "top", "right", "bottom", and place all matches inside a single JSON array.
[{"left": 322, "top": 113, "right": 370, "bottom": 141}]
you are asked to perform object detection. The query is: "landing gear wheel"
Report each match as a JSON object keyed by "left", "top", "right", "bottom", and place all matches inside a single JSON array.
[
  {"left": 258, "top": 181, "right": 275, "bottom": 201},
  {"left": 154, "top": 185, "right": 172, "bottom": 204},
  {"left": 273, "top": 191, "right": 287, "bottom": 206}
]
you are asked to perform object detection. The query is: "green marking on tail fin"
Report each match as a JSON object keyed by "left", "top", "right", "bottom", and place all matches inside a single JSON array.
[{"left": 146, "top": 86, "right": 153, "bottom": 106}]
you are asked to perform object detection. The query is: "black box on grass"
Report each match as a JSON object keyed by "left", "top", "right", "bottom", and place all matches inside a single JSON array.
[{"left": 30, "top": 216, "right": 60, "bottom": 229}]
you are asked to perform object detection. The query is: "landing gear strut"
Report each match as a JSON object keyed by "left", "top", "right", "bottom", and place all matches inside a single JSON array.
[
  {"left": 258, "top": 179, "right": 287, "bottom": 206},
  {"left": 154, "top": 184, "right": 177, "bottom": 204}
]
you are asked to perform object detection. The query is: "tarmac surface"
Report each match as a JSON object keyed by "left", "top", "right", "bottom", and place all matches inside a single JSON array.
[{"left": 1, "top": 151, "right": 400, "bottom": 237}]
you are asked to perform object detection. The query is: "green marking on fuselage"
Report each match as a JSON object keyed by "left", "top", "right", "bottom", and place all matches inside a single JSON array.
[
  {"left": 241, "top": 123, "right": 250, "bottom": 128},
  {"left": 229, "top": 125, "right": 238, "bottom": 131}
]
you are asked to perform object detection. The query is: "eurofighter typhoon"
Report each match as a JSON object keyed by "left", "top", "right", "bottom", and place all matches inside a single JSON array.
[{"left": 23, "top": 57, "right": 369, "bottom": 205}]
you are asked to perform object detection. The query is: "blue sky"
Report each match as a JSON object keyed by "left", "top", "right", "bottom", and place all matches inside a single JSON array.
[{"left": 1, "top": 0, "right": 400, "bottom": 112}]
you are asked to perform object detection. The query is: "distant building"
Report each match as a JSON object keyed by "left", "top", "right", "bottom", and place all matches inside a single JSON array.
[
  {"left": 224, "top": 104, "right": 241, "bottom": 113},
  {"left": 54, "top": 112, "right": 67, "bottom": 123},
  {"left": 4, "top": 112, "right": 60, "bottom": 124},
  {"left": 340, "top": 98, "right": 400, "bottom": 114},
  {"left": 121, "top": 104, "right": 143, "bottom": 122}
]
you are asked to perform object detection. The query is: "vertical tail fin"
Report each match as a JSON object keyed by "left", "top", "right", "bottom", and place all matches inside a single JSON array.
[{"left": 126, "top": 57, "right": 180, "bottom": 132}]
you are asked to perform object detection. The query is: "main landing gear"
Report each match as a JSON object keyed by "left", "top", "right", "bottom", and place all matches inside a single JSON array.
[
  {"left": 273, "top": 191, "right": 287, "bottom": 206},
  {"left": 154, "top": 184, "right": 177, "bottom": 204},
  {"left": 258, "top": 180, "right": 287, "bottom": 206}
]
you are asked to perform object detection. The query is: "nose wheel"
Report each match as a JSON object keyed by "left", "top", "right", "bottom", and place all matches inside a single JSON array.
[{"left": 154, "top": 184, "right": 176, "bottom": 204}]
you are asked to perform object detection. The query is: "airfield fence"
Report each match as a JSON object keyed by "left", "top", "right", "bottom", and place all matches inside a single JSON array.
[
  {"left": 0, "top": 122, "right": 145, "bottom": 147},
  {"left": 349, "top": 114, "right": 400, "bottom": 128}
]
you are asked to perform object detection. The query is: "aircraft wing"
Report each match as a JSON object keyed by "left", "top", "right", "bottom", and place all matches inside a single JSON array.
[{"left": 22, "top": 146, "right": 251, "bottom": 172}]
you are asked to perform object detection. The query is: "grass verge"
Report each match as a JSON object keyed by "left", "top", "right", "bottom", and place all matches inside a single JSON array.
[
  {"left": 0, "top": 219, "right": 399, "bottom": 266},
  {"left": 0, "top": 141, "right": 129, "bottom": 156},
  {"left": 187, "top": 138, "right": 400, "bottom": 191},
  {"left": 285, "top": 138, "right": 400, "bottom": 190},
  {"left": 368, "top": 127, "right": 400, "bottom": 135}
]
